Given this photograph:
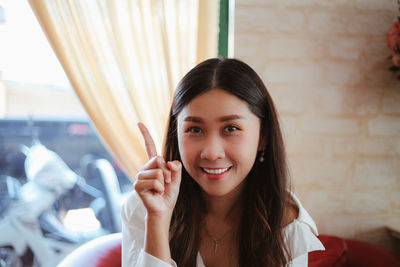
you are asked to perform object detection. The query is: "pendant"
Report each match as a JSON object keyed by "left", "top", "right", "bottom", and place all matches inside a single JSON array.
[{"left": 214, "top": 241, "right": 218, "bottom": 253}]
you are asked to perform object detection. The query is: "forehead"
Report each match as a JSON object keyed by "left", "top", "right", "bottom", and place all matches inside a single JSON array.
[{"left": 177, "top": 89, "right": 256, "bottom": 121}]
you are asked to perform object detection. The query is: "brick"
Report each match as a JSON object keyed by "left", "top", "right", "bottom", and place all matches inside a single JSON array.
[
  {"left": 289, "top": 157, "right": 352, "bottom": 187},
  {"left": 358, "top": 138, "right": 399, "bottom": 156},
  {"left": 263, "top": 62, "right": 324, "bottom": 85},
  {"left": 332, "top": 137, "right": 399, "bottom": 156},
  {"left": 390, "top": 192, "right": 400, "bottom": 210},
  {"left": 234, "top": 33, "right": 263, "bottom": 50},
  {"left": 308, "top": 11, "right": 392, "bottom": 36},
  {"left": 397, "top": 141, "right": 400, "bottom": 155},
  {"left": 234, "top": 34, "right": 265, "bottom": 60},
  {"left": 383, "top": 88, "right": 400, "bottom": 114},
  {"left": 321, "top": 215, "right": 358, "bottom": 238},
  {"left": 363, "top": 38, "right": 393, "bottom": 61},
  {"left": 236, "top": 0, "right": 279, "bottom": 6},
  {"left": 344, "top": 190, "right": 391, "bottom": 215},
  {"left": 279, "top": 0, "right": 349, "bottom": 8},
  {"left": 332, "top": 137, "right": 359, "bottom": 155},
  {"left": 354, "top": 160, "right": 399, "bottom": 189},
  {"left": 354, "top": 215, "right": 389, "bottom": 235},
  {"left": 302, "top": 115, "right": 360, "bottom": 135},
  {"left": 365, "top": 69, "right": 395, "bottom": 86},
  {"left": 354, "top": 89, "right": 380, "bottom": 116},
  {"left": 354, "top": 0, "right": 397, "bottom": 11},
  {"left": 368, "top": 116, "right": 400, "bottom": 136},
  {"left": 324, "top": 62, "right": 362, "bottom": 85},
  {"left": 308, "top": 12, "right": 349, "bottom": 35},
  {"left": 279, "top": 115, "right": 297, "bottom": 135},
  {"left": 285, "top": 136, "right": 327, "bottom": 156},
  {"left": 311, "top": 86, "right": 353, "bottom": 115},
  {"left": 235, "top": 7, "right": 305, "bottom": 33},
  {"left": 310, "top": 87, "right": 379, "bottom": 116},
  {"left": 328, "top": 38, "right": 364, "bottom": 60},
  {"left": 300, "top": 190, "right": 350, "bottom": 217},
  {"left": 266, "top": 38, "right": 325, "bottom": 59},
  {"left": 347, "top": 12, "right": 394, "bottom": 35},
  {"left": 270, "top": 86, "right": 312, "bottom": 114}
]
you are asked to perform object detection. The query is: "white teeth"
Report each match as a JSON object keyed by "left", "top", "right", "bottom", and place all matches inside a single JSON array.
[{"left": 202, "top": 167, "right": 230, "bottom": 174}]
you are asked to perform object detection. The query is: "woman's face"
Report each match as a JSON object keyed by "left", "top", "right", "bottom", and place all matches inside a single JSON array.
[{"left": 177, "top": 89, "right": 261, "bottom": 197}]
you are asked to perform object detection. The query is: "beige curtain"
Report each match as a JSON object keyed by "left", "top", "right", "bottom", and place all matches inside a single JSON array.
[{"left": 28, "top": 0, "right": 218, "bottom": 179}]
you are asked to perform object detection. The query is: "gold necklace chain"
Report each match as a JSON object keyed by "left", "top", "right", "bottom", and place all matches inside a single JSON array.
[{"left": 203, "top": 220, "right": 232, "bottom": 254}]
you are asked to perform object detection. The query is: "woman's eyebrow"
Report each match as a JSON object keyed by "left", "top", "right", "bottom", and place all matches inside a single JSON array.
[
  {"left": 219, "top": 115, "right": 245, "bottom": 122},
  {"left": 184, "top": 116, "right": 203, "bottom": 123},
  {"left": 183, "top": 114, "right": 245, "bottom": 123}
]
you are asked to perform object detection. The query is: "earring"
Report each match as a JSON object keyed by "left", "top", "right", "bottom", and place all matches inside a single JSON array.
[{"left": 259, "top": 148, "right": 265, "bottom": 162}]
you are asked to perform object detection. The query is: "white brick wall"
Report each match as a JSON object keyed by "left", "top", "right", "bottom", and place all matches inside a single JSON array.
[
  {"left": 236, "top": 0, "right": 400, "bottom": 253},
  {"left": 368, "top": 116, "right": 400, "bottom": 136}
]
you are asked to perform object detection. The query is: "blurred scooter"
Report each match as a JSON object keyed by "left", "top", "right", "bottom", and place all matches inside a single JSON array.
[
  {"left": 79, "top": 157, "right": 129, "bottom": 233},
  {"left": 0, "top": 142, "right": 108, "bottom": 267}
]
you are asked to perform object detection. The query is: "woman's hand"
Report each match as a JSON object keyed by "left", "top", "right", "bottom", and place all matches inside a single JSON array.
[
  {"left": 134, "top": 122, "right": 181, "bottom": 264},
  {"left": 134, "top": 122, "right": 182, "bottom": 218}
]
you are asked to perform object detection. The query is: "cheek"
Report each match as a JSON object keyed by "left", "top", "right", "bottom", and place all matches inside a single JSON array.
[
  {"left": 229, "top": 134, "right": 259, "bottom": 163},
  {"left": 178, "top": 137, "right": 196, "bottom": 169}
]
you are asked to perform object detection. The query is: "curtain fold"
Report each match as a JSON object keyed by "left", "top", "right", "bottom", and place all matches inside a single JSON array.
[{"left": 28, "top": 0, "right": 218, "bottom": 179}]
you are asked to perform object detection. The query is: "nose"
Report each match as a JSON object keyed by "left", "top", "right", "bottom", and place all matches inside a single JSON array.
[{"left": 200, "top": 134, "right": 225, "bottom": 161}]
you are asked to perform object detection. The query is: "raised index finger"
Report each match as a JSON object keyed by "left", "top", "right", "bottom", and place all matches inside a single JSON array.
[{"left": 138, "top": 122, "right": 157, "bottom": 159}]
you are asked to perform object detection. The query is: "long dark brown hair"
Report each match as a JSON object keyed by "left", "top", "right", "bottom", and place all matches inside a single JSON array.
[{"left": 163, "top": 58, "right": 290, "bottom": 266}]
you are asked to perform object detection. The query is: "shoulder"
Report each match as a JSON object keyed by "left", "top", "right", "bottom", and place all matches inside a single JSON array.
[
  {"left": 282, "top": 197, "right": 299, "bottom": 227},
  {"left": 283, "top": 192, "right": 325, "bottom": 260}
]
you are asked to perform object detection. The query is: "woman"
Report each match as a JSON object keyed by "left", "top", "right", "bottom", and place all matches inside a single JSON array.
[{"left": 122, "top": 58, "right": 324, "bottom": 266}]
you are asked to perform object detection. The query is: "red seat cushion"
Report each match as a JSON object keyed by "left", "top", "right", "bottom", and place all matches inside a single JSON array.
[
  {"left": 345, "top": 238, "right": 400, "bottom": 267},
  {"left": 58, "top": 233, "right": 122, "bottom": 267},
  {"left": 97, "top": 243, "right": 121, "bottom": 267},
  {"left": 308, "top": 235, "right": 347, "bottom": 267},
  {"left": 308, "top": 235, "right": 400, "bottom": 267}
]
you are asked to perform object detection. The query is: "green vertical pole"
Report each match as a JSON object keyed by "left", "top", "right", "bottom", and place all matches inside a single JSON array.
[{"left": 218, "top": 0, "right": 229, "bottom": 58}]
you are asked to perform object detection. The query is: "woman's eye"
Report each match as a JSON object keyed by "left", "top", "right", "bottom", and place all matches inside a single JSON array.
[
  {"left": 224, "top": 125, "right": 239, "bottom": 133},
  {"left": 186, "top": 127, "right": 202, "bottom": 134}
]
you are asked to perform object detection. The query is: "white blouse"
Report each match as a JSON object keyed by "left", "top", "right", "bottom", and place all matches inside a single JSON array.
[{"left": 121, "top": 191, "right": 324, "bottom": 267}]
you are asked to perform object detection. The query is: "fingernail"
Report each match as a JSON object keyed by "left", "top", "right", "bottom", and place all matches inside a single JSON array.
[{"left": 167, "top": 161, "right": 173, "bottom": 170}]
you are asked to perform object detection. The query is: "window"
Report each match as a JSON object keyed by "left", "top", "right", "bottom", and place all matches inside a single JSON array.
[{"left": 0, "top": 0, "right": 86, "bottom": 119}]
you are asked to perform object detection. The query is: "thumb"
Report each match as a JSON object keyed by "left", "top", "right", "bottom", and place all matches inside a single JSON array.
[{"left": 167, "top": 160, "right": 182, "bottom": 183}]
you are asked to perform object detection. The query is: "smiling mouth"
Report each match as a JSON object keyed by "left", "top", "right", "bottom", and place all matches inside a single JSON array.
[{"left": 201, "top": 167, "right": 231, "bottom": 174}]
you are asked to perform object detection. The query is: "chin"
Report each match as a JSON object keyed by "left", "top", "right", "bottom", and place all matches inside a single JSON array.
[{"left": 201, "top": 186, "right": 236, "bottom": 198}]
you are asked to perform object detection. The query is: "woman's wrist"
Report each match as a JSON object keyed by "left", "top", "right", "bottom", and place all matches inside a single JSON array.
[
  {"left": 146, "top": 212, "right": 172, "bottom": 234},
  {"left": 144, "top": 213, "right": 173, "bottom": 264}
]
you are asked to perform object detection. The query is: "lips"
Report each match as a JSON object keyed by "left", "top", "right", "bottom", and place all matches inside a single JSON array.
[
  {"left": 200, "top": 166, "right": 231, "bottom": 180},
  {"left": 201, "top": 167, "right": 230, "bottom": 174}
]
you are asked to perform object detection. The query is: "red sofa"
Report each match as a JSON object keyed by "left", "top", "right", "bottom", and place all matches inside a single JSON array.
[
  {"left": 58, "top": 233, "right": 400, "bottom": 267},
  {"left": 309, "top": 235, "right": 400, "bottom": 267}
]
